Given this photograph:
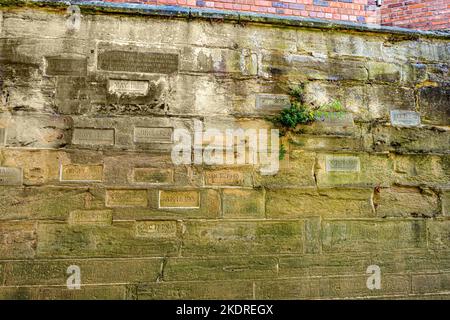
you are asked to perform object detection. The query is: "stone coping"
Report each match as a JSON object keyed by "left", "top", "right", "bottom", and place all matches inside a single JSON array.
[{"left": 0, "top": 0, "right": 449, "bottom": 39}]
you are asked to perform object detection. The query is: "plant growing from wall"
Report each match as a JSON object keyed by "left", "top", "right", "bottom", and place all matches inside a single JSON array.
[{"left": 272, "top": 84, "right": 347, "bottom": 160}]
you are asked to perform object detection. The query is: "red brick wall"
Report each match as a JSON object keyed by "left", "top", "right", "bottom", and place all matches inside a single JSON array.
[
  {"left": 103, "top": 0, "right": 450, "bottom": 30},
  {"left": 105, "top": 0, "right": 381, "bottom": 24},
  {"left": 381, "top": 0, "right": 450, "bottom": 30}
]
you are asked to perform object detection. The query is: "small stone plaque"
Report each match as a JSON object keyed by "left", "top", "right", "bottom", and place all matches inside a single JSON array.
[
  {"left": 61, "top": 164, "right": 103, "bottom": 182},
  {"left": 315, "top": 112, "right": 354, "bottom": 127},
  {"left": 0, "top": 167, "right": 23, "bottom": 185},
  {"left": 326, "top": 156, "right": 360, "bottom": 172},
  {"left": 45, "top": 56, "right": 87, "bottom": 76},
  {"left": 256, "top": 94, "right": 290, "bottom": 112},
  {"left": 98, "top": 51, "right": 179, "bottom": 74},
  {"left": 205, "top": 170, "right": 244, "bottom": 186},
  {"left": 106, "top": 189, "right": 148, "bottom": 207},
  {"left": 134, "top": 127, "right": 173, "bottom": 144},
  {"left": 133, "top": 168, "right": 174, "bottom": 184},
  {"left": 0, "top": 128, "right": 5, "bottom": 146},
  {"left": 159, "top": 190, "right": 200, "bottom": 209},
  {"left": 135, "top": 221, "right": 177, "bottom": 238},
  {"left": 72, "top": 128, "right": 115, "bottom": 146},
  {"left": 390, "top": 110, "right": 421, "bottom": 127},
  {"left": 108, "top": 79, "right": 149, "bottom": 96},
  {"left": 68, "top": 210, "right": 112, "bottom": 226}
]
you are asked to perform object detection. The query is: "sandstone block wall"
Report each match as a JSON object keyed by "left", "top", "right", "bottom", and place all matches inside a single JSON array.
[{"left": 0, "top": 3, "right": 449, "bottom": 299}]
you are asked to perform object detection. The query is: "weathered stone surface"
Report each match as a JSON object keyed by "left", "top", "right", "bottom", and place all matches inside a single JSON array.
[
  {"left": 373, "top": 187, "right": 440, "bottom": 217},
  {"left": 3, "top": 258, "right": 162, "bottom": 286},
  {"left": 181, "top": 220, "right": 304, "bottom": 256},
  {"left": 222, "top": 189, "right": 265, "bottom": 219},
  {"left": 0, "top": 221, "right": 37, "bottom": 259},
  {"left": 372, "top": 125, "right": 450, "bottom": 154},
  {"left": 255, "top": 275, "right": 410, "bottom": 299},
  {"left": 278, "top": 251, "right": 450, "bottom": 278},
  {"left": 290, "top": 135, "right": 364, "bottom": 152},
  {"left": 1, "top": 6, "right": 449, "bottom": 300},
  {"left": 266, "top": 188, "right": 374, "bottom": 218},
  {"left": 322, "top": 220, "right": 427, "bottom": 252},
  {"left": 1, "top": 114, "right": 71, "bottom": 148},
  {"left": 37, "top": 221, "right": 180, "bottom": 258},
  {"left": 135, "top": 280, "right": 253, "bottom": 300},
  {"left": 315, "top": 153, "right": 394, "bottom": 187},
  {"left": 393, "top": 154, "right": 450, "bottom": 186},
  {"left": 263, "top": 54, "right": 368, "bottom": 81},
  {"left": 418, "top": 86, "right": 450, "bottom": 125},
  {"left": 164, "top": 256, "right": 278, "bottom": 281},
  {"left": 367, "top": 61, "right": 401, "bottom": 83},
  {"left": 0, "top": 187, "right": 90, "bottom": 220},
  {"left": 443, "top": 190, "right": 450, "bottom": 216},
  {"left": 255, "top": 150, "right": 316, "bottom": 187},
  {"left": 427, "top": 220, "right": 450, "bottom": 250},
  {"left": 0, "top": 285, "right": 126, "bottom": 300},
  {"left": 412, "top": 273, "right": 450, "bottom": 294}
]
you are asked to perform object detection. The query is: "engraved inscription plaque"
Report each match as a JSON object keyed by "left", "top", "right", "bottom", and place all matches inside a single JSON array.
[
  {"left": 72, "top": 128, "right": 115, "bottom": 146},
  {"left": 315, "top": 112, "right": 354, "bottom": 127},
  {"left": 0, "top": 167, "right": 23, "bottom": 185},
  {"left": 0, "top": 128, "right": 5, "bottom": 146},
  {"left": 326, "top": 156, "right": 360, "bottom": 172},
  {"left": 205, "top": 170, "right": 244, "bottom": 186},
  {"left": 135, "top": 221, "right": 177, "bottom": 238},
  {"left": 159, "top": 190, "right": 200, "bottom": 208},
  {"left": 98, "top": 51, "right": 179, "bottom": 74},
  {"left": 108, "top": 79, "right": 149, "bottom": 96},
  {"left": 106, "top": 189, "right": 148, "bottom": 207},
  {"left": 45, "top": 56, "right": 87, "bottom": 76},
  {"left": 134, "top": 127, "right": 173, "bottom": 144},
  {"left": 256, "top": 94, "right": 290, "bottom": 112},
  {"left": 133, "top": 168, "right": 174, "bottom": 184},
  {"left": 68, "top": 210, "right": 112, "bottom": 226},
  {"left": 61, "top": 164, "right": 103, "bottom": 182},
  {"left": 390, "top": 110, "right": 421, "bottom": 127}
]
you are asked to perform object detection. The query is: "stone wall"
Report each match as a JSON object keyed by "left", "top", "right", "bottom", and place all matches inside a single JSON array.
[{"left": 0, "top": 2, "right": 449, "bottom": 299}]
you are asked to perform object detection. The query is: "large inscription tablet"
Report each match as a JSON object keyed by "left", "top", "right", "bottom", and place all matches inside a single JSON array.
[
  {"left": 98, "top": 51, "right": 179, "bottom": 74},
  {"left": 45, "top": 56, "right": 87, "bottom": 76}
]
